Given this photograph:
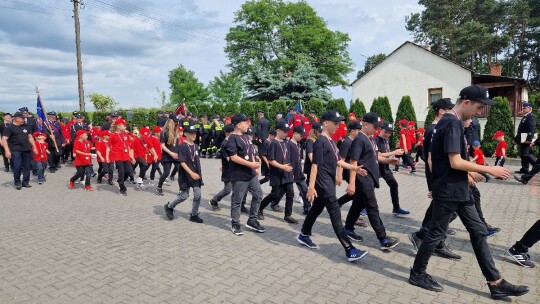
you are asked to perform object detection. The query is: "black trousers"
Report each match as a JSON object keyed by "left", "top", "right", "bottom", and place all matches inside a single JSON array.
[
  {"left": 381, "top": 172, "right": 400, "bottom": 210},
  {"left": 519, "top": 143, "right": 536, "bottom": 171},
  {"left": 158, "top": 161, "right": 178, "bottom": 188},
  {"left": 70, "top": 165, "right": 92, "bottom": 186},
  {"left": 150, "top": 162, "right": 162, "bottom": 180},
  {"left": 260, "top": 182, "right": 294, "bottom": 216},
  {"left": 63, "top": 142, "right": 74, "bottom": 161},
  {"left": 201, "top": 134, "right": 211, "bottom": 155},
  {"left": 522, "top": 157, "right": 540, "bottom": 182},
  {"left": 345, "top": 186, "right": 387, "bottom": 241},
  {"left": 134, "top": 157, "right": 149, "bottom": 179},
  {"left": 97, "top": 162, "right": 114, "bottom": 181},
  {"left": 115, "top": 161, "right": 132, "bottom": 191},
  {"left": 301, "top": 195, "right": 352, "bottom": 250},
  {"left": 415, "top": 146, "right": 425, "bottom": 162},
  {"left": 495, "top": 156, "right": 506, "bottom": 167},
  {"left": 513, "top": 219, "right": 540, "bottom": 253},
  {"left": 412, "top": 199, "right": 501, "bottom": 281},
  {"left": 47, "top": 146, "right": 62, "bottom": 169}
]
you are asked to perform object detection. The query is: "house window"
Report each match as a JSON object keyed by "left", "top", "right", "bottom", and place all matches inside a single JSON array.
[{"left": 428, "top": 88, "right": 442, "bottom": 107}]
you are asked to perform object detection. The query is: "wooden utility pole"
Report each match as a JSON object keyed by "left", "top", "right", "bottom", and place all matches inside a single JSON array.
[{"left": 73, "top": 0, "right": 85, "bottom": 112}]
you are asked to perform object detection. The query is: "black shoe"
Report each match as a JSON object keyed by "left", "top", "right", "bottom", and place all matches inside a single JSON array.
[
  {"left": 488, "top": 279, "right": 529, "bottom": 299},
  {"left": 15, "top": 184, "right": 22, "bottom": 190},
  {"left": 22, "top": 184, "right": 32, "bottom": 188},
  {"left": 156, "top": 188, "right": 164, "bottom": 196},
  {"left": 231, "top": 224, "right": 244, "bottom": 236},
  {"left": 241, "top": 206, "right": 249, "bottom": 213},
  {"left": 446, "top": 228, "right": 456, "bottom": 235},
  {"left": 49, "top": 169, "right": 56, "bottom": 173},
  {"left": 409, "top": 269, "right": 444, "bottom": 292},
  {"left": 257, "top": 211, "right": 264, "bottom": 220},
  {"left": 271, "top": 205, "right": 284, "bottom": 212},
  {"left": 119, "top": 189, "right": 127, "bottom": 196},
  {"left": 108, "top": 180, "right": 114, "bottom": 186},
  {"left": 303, "top": 209, "right": 309, "bottom": 215},
  {"left": 408, "top": 232, "right": 422, "bottom": 252},
  {"left": 189, "top": 214, "right": 203, "bottom": 223},
  {"left": 514, "top": 175, "right": 528, "bottom": 185},
  {"left": 284, "top": 216, "right": 298, "bottom": 224},
  {"left": 164, "top": 203, "right": 174, "bottom": 220},
  {"left": 434, "top": 245, "right": 462, "bottom": 260},
  {"left": 380, "top": 237, "right": 399, "bottom": 251},
  {"left": 514, "top": 169, "right": 528, "bottom": 174},
  {"left": 507, "top": 246, "right": 536, "bottom": 268},
  {"left": 246, "top": 220, "right": 265, "bottom": 233},
  {"left": 97, "top": 178, "right": 102, "bottom": 184},
  {"left": 345, "top": 229, "right": 364, "bottom": 242},
  {"left": 4, "top": 167, "right": 9, "bottom": 172},
  {"left": 209, "top": 199, "right": 221, "bottom": 212},
  {"left": 486, "top": 224, "right": 501, "bottom": 233}
]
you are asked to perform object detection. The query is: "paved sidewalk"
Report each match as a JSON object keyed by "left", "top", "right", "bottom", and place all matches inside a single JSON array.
[{"left": 0, "top": 159, "right": 538, "bottom": 303}]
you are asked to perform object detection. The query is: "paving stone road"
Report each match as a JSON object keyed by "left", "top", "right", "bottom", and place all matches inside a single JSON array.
[{"left": 0, "top": 158, "right": 538, "bottom": 303}]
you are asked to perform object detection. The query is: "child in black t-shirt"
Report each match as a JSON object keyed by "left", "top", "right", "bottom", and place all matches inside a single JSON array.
[
  {"left": 258, "top": 129, "right": 276, "bottom": 185},
  {"left": 163, "top": 123, "right": 204, "bottom": 223},
  {"left": 297, "top": 111, "right": 369, "bottom": 262},
  {"left": 288, "top": 126, "right": 310, "bottom": 215},
  {"left": 209, "top": 124, "right": 235, "bottom": 211}
]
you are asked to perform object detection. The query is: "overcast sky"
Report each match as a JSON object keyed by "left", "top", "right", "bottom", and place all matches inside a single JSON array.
[{"left": 0, "top": 0, "right": 422, "bottom": 113}]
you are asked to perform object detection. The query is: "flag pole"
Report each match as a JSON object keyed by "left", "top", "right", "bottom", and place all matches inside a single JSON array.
[{"left": 35, "top": 87, "right": 59, "bottom": 152}]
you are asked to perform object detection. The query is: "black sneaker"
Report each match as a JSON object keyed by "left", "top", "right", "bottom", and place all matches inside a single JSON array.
[
  {"left": 380, "top": 237, "right": 399, "bottom": 251},
  {"left": 488, "top": 279, "right": 529, "bottom": 299},
  {"left": 155, "top": 188, "right": 164, "bottom": 196},
  {"left": 507, "top": 246, "right": 535, "bottom": 268},
  {"left": 209, "top": 199, "right": 221, "bottom": 212},
  {"left": 409, "top": 269, "right": 443, "bottom": 292},
  {"left": 164, "top": 203, "right": 174, "bottom": 220},
  {"left": 297, "top": 233, "right": 317, "bottom": 249},
  {"left": 189, "top": 214, "right": 203, "bottom": 223},
  {"left": 257, "top": 211, "right": 264, "bottom": 220},
  {"left": 15, "top": 184, "right": 22, "bottom": 190},
  {"left": 284, "top": 216, "right": 298, "bottom": 224},
  {"left": 303, "top": 209, "right": 309, "bottom": 215},
  {"left": 22, "top": 184, "right": 32, "bottom": 188},
  {"left": 514, "top": 175, "right": 528, "bottom": 185},
  {"left": 446, "top": 228, "right": 456, "bottom": 235},
  {"left": 434, "top": 245, "right": 462, "bottom": 260},
  {"left": 241, "top": 206, "right": 249, "bottom": 213},
  {"left": 231, "top": 224, "right": 244, "bottom": 236},
  {"left": 108, "top": 180, "right": 114, "bottom": 186},
  {"left": 246, "top": 220, "right": 265, "bottom": 233},
  {"left": 97, "top": 178, "right": 102, "bottom": 184},
  {"left": 408, "top": 232, "right": 422, "bottom": 252},
  {"left": 271, "top": 205, "right": 284, "bottom": 212},
  {"left": 119, "top": 189, "right": 127, "bottom": 196},
  {"left": 345, "top": 229, "right": 364, "bottom": 242}
]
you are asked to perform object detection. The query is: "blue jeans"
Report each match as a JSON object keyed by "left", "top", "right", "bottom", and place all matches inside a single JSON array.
[
  {"left": 36, "top": 161, "right": 47, "bottom": 182},
  {"left": 11, "top": 150, "right": 32, "bottom": 186}
]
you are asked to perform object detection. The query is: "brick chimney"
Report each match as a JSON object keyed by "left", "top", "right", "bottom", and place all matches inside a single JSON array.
[{"left": 489, "top": 63, "right": 502, "bottom": 76}]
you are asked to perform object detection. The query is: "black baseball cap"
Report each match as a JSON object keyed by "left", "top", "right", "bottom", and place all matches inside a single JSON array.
[
  {"left": 111, "top": 111, "right": 120, "bottom": 117},
  {"left": 168, "top": 113, "right": 179, "bottom": 123},
  {"left": 224, "top": 124, "right": 234, "bottom": 133},
  {"left": 347, "top": 121, "right": 362, "bottom": 130},
  {"left": 47, "top": 111, "right": 57, "bottom": 116},
  {"left": 75, "top": 113, "right": 84, "bottom": 118},
  {"left": 382, "top": 122, "right": 395, "bottom": 132},
  {"left": 362, "top": 112, "right": 384, "bottom": 127},
  {"left": 3, "top": 112, "right": 12, "bottom": 116},
  {"left": 269, "top": 129, "right": 277, "bottom": 136},
  {"left": 276, "top": 121, "right": 291, "bottom": 132},
  {"left": 18, "top": 107, "right": 29, "bottom": 112},
  {"left": 293, "top": 125, "right": 305, "bottom": 136},
  {"left": 257, "top": 110, "right": 264, "bottom": 114},
  {"left": 321, "top": 110, "right": 345, "bottom": 122},
  {"left": 72, "top": 111, "right": 79, "bottom": 116},
  {"left": 432, "top": 98, "right": 454, "bottom": 111},
  {"left": 312, "top": 122, "right": 322, "bottom": 133},
  {"left": 13, "top": 112, "right": 24, "bottom": 118},
  {"left": 212, "top": 114, "right": 220, "bottom": 119},
  {"left": 183, "top": 123, "right": 198, "bottom": 134},
  {"left": 459, "top": 85, "right": 495, "bottom": 106},
  {"left": 157, "top": 110, "right": 164, "bottom": 114},
  {"left": 231, "top": 114, "right": 248, "bottom": 125}
]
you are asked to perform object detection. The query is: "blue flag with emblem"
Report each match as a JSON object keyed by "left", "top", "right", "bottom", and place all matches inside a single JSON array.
[
  {"left": 36, "top": 95, "right": 49, "bottom": 132},
  {"left": 294, "top": 100, "right": 302, "bottom": 113}
]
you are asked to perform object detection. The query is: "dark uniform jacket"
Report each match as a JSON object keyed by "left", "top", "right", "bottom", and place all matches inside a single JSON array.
[{"left": 514, "top": 112, "right": 537, "bottom": 143}]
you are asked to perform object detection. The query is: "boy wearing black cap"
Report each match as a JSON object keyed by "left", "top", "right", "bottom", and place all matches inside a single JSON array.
[
  {"left": 163, "top": 123, "right": 204, "bottom": 223},
  {"left": 226, "top": 114, "right": 265, "bottom": 235},
  {"left": 345, "top": 112, "right": 400, "bottom": 250},
  {"left": 336, "top": 121, "right": 364, "bottom": 207},
  {"left": 288, "top": 125, "right": 311, "bottom": 217},
  {"left": 259, "top": 121, "right": 297, "bottom": 224},
  {"left": 209, "top": 124, "right": 235, "bottom": 211},
  {"left": 375, "top": 122, "right": 410, "bottom": 216},
  {"left": 298, "top": 110, "right": 369, "bottom": 262},
  {"left": 258, "top": 129, "right": 275, "bottom": 185},
  {"left": 409, "top": 85, "right": 528, "bottom": 299}
]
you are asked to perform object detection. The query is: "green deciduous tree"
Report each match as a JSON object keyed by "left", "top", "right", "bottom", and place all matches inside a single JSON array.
[
  {"left": 482, "top": 96, "right": 516, "bottom": 156},
  {"left": 168, "top": 64, "right": 210, "bottom": 105},
  {"left": 208, "top": 71, "right": 246, "bottom": 103},
  {"left": 225, "top": 0, "right": 353, "bottom": 94},
  {"left": 197, "top": 103, "right": 212, "bottom": 117},
  {"left": 395, "top": 96, "right": 418, "bottom": 124},
  {"left": 88, "top": 92, "right": 118, "bottom": 112},
  {"left": 223, "top": 102, "right": 240, "bottom": 117},
  {"left": 356, "top": 53, "right": 386, "bottom": 78}
]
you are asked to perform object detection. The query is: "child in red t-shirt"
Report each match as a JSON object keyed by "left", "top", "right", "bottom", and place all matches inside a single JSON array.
[
  {"left": 396, "top": 119, "right": 416, "bottom": 173},
  {"left": 96, "top": 130, "right": 113, "bottom": 185},
  {"left": 148, "top": 126, "right": 163, "bottom": 184},
  {"left": 491, "top": 131, "right": 507, "bottom": 167},
  {"left": 107, "top": 118, "right": 133, "bottom": 196},
  {"left": 33, "top": 132, "right": 49, "bottom": 184},
  {"left": 471, "top": 140, "right": 491, "bottom": 182},
  {"left": 414, "top": 127, "right": 425, "bottom": 163},
  {"left": 69, "top": 130, "right": 93, "bottom": 190}
]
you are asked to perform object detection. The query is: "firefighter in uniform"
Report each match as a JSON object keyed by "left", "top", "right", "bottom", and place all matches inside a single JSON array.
[
  {"left": 210, "top": 115, "right": 224, "bottom": 159},
  {"left": 199, "top": 114, "right": 213, "bottom": 158}
]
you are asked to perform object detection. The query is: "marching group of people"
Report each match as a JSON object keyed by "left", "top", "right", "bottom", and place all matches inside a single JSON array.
[{"left": 1, "top": 84, "right": 539, "bottom": 300}]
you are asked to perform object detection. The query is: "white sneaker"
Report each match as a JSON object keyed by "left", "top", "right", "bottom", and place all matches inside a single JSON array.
[
  {"left": 293, "top": 195, "right": 302, "bottom": 204},
  {"left": 136, "top": 177, "right": 143, "bottom": 184}
]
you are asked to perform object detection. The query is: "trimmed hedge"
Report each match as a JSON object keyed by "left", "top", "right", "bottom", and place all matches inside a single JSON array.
[
  {"left": 424, "top": 108, "right": 435, "bottom": 127},
  {"left": 395, "top": 96, "right": 417, "bottom": 124},
  {"left": 481, "top": 97, "right": 517, "bottom": 157},
  {"left": 349, "top": 99, "right": 367, "bottom": 120},
  {"left": 326, "top": 98, "right": 348, "bottom": 118}
]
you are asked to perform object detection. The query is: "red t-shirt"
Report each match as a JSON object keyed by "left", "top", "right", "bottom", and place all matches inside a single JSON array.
[
  {"left": 399, "top": 129, "right": 412, "bottom": 150},
  {"left": 34, "top": 141, "right": 48, "bottom": 162},
  {"left": 302, "top": 117, "right": 311, "bottom": 139},
  {"left": 473, "top": 149, "right": 485, "bottom": 165},
  {"left": 495, "top": 140, "right": 507, "bottom": 157},
  {"left": 131, "top": 137, "right": 149, "bottom": 161},
  {"left": 95, "top": 140, "right": 109, "bottom": 163},
  {"left": 109, "top": 132, "right": 131, "bottom": 162},
  {"left": 73, "top": 139, "right": 92, "bottom": 166},
  {"left": 417, "top": 134, "right": 424, "bottom": 146},
  {"left": 408, "top": 129, "right": 416, "bottom": 147},
  {"left": 149, "top": 135, "right": 162, "bottom": 161},
  {"left": 331, "top": 122, "right": 347, "bottom": 142}
]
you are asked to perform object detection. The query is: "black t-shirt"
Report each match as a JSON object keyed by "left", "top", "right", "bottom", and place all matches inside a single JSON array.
[
  {"left": 312, "top": 135, "right": 339, "bottom": 198},
  {"left": 226, "top": 134, "right": 256, "bottom": 182},
  {"left": 431, "top": 113, "right": 470, "bottom": 202},
  {"left": 3, "top": 124, "right": 32, "bottom": 152},
  {"left": 220, "top": 138, "right": 230, "bottom": 182},
  {"left": 339, "top": 136, "right": 353, "bottom": 182},
  {"left": 423, "top": 123, "right": 436, "bottom": 190},
  {"left": 160, "top": 131, "right": 181, "bottom": 163},
  {"left": 267, "top": 139, "right": 294, "bottom": 186},
  {"left": 303, "top": 138, "right": 314, "bottom": 175},
  {"left": 375, "top": 136, "right": 392, "bottom": 176},
  {"left": 102, "top": 121, "right": 112, "bottom": 131},
  {"left": 23, "top": 117, "right": 36, "bottom": 133},
  {"left": 350, "top": 134, "right": 380, "bottom": 189},
  {"left": 177, "top": 142, "right": 203, "bottom": 190},
  {"left": 0, "top": 122, "right": 8, "bottom": 140},
  {"left": 287, "top": 140, "right": 304, "bottom": 182},
  {"left": 260, "top": 139, "right": 272, "bottom": 176}
]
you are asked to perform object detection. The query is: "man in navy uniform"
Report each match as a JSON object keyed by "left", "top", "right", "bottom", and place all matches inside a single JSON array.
[
  {"left": 45, "top": 111, "right": 65, "bottom": 172},
  {"left": 513, "top": 102, "right": 537, "bottom": 174},
  {"left": 256, "top": 110, "right": 270, "bottom": 148}
]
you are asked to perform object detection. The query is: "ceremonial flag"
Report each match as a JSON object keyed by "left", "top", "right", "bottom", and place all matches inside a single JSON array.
[
  {"left": 174, "top": 102, "right": 187, "bottom": 115},
  {"left": 294, "top": 100, "right": 303, "bottom": 113}
]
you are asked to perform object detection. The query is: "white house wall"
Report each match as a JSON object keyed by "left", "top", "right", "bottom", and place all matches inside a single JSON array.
[{"left": 352, "top": 43, "right": 472, "bottom": 126}]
